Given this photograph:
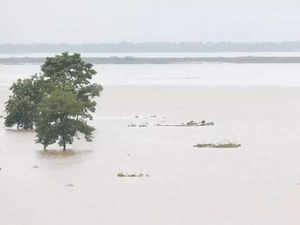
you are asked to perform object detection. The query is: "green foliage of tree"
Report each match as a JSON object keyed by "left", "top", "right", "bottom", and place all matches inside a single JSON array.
[
  {"left": 5, "top": 75, "right": 46, "bottom": 129},
  {"left": 36, "top": 88, "right": 95, "bottom": 150},
  {"left": 42, "top": 52, "right": 97, "bottom": 89},
  {"left": 4, "top": 52, "right": 102, "bottom": 150}
]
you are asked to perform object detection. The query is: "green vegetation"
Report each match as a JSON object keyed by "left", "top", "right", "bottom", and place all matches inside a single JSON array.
[
  {"left": 4, "top": 52, "right": 103, "bottom": 150},
  {"left": 193, "top": 143, "right": 241, "bottom": 148},
  {"left": 117, "top": 173, "right": 150, "bottom": 177},
  {"left": 5, "top": 75, "right": 46, "bottom": 129}
]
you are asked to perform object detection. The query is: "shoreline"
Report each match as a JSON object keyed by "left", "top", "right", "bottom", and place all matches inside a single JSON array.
[{"left": 3, "top": 56, "right": 300, "bottom": 64}]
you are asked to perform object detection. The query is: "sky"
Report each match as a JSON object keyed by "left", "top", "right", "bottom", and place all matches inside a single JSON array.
[{"left": 1, "top": 0, "right": 300, "bottom": 43}]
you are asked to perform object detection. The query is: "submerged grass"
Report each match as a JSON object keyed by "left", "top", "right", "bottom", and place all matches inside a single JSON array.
[
  {"left": 194, "top": 143, "right": 241, "bottom": 148},
  {"left": 156, "top": 120, "right": 214, "bottom": 127},
  {"left": 117, "top": 172, "right": 150, "bottom": 178}
]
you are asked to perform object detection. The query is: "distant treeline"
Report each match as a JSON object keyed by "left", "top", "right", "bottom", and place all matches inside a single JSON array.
[
  {"left": 2, "top": 57, "right": 300, "bottom": 64},
  {"left": 2, "top": 42, "right": 300, "bottom": 53}
]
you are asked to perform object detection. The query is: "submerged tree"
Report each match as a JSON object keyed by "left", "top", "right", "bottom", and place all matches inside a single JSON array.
[
  {"left": 41, "top": 52, "right": 103, "bottom": 120},
  {"left": 36, "top": 88, "right": 95, "bottom": 150},
  {"left": 5, "top": 75, "right": 46, "bottom": 129},
  {"left": 36, "top": 52, "right": 102, "bottom": 150},
  {"left": 4, "top": 52, "right": 102, "bottom": 150}
]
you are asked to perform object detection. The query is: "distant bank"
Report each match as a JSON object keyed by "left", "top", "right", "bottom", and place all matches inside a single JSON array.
[
  {"left": 2, "top": 57, "right": 300, "bottom": 64},
  {"left": 2, "top": 42, "right": 300, "bottom": 54}
]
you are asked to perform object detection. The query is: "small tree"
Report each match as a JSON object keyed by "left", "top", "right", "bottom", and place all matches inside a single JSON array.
[
  {"left": 36, "top": 88, "right": 95, "bottom": 150},
  {"left": 36, "top": 52, "right": 101, "bottom": 150},
  {"left": 41, "top": 52, "right": 102, "bottom": 120},
  {"left": 5, "top": 75, "right": 45, "bottom": 129}
]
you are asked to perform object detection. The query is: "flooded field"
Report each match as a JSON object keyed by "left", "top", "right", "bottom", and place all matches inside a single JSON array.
[{"left": 1, "top": 86, "right": 300, "bottom": 225}]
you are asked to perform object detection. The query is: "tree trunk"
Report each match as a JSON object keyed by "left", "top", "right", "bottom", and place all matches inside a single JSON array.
[{"left": 63, "top": 143, "right": 66, "bottom": 151}]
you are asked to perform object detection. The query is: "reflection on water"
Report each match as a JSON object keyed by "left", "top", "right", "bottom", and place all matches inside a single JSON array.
[
  {"left": 37, "top": 149, "right": 93, "bottom": 159},
  {"left": 5, "top": 128, "right": 35, "bottom": 133}
]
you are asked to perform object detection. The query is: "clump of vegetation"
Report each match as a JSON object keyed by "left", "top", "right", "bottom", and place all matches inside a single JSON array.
[
  {"left": 4, "top": 52, "right": 103, "bottom": 151},
  {"left": 194, "top": 142, "right": 241, "bottom": 148},
  {"left": 117, "top": 172, "right": 150, "bottom": 177}
]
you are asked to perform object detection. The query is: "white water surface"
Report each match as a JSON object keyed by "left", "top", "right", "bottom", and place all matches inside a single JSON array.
[
  {"left": 1, "top": 86, "right": 300, "bottom": 225},
  {"left": 1, "top": 56, "right": 300, "bottom": 225},
  {"left": 1, "top": 63, "right": 300, "bottom": 87}
]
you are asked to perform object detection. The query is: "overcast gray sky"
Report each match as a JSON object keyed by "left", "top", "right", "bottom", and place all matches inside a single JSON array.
[{"left": 1, "top": 0, "right": 300, "bottom": 43}]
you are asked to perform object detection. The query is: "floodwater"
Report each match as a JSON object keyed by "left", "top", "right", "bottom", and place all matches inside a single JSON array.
[
  {"left": 1, "top": 58, "right": 300, "bottom": 225},
  {"left": 2, "top": 63, "right": 300, "bottom": 87}
]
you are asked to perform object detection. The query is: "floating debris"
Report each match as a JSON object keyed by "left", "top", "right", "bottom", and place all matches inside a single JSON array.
[{"left": 32, "top": 165, "right": 39, "bottom": 169}]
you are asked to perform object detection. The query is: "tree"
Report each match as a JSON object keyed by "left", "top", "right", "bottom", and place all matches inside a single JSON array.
[
  {"left": 35, "top": 52, "right": 102, "bottom": 150},
  {"left": 41, "top": 52, "right": 102, "bottom": 120},
  {"left": 4, "top": 75, "right": 46, "bottom": 129},
  {"left": 36, "top": 88, "right": 95, "bottom": 150},
  {"left": 4, "top": 52, "right": 102, "bottom": 150}
]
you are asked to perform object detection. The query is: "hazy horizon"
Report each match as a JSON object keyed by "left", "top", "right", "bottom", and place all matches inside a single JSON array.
[
  {"left": 3, "top": 42, "right": 300, "bottom": 54},
  {"left": 2, "top": 0, "right": 300, "bottom": 43}
]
